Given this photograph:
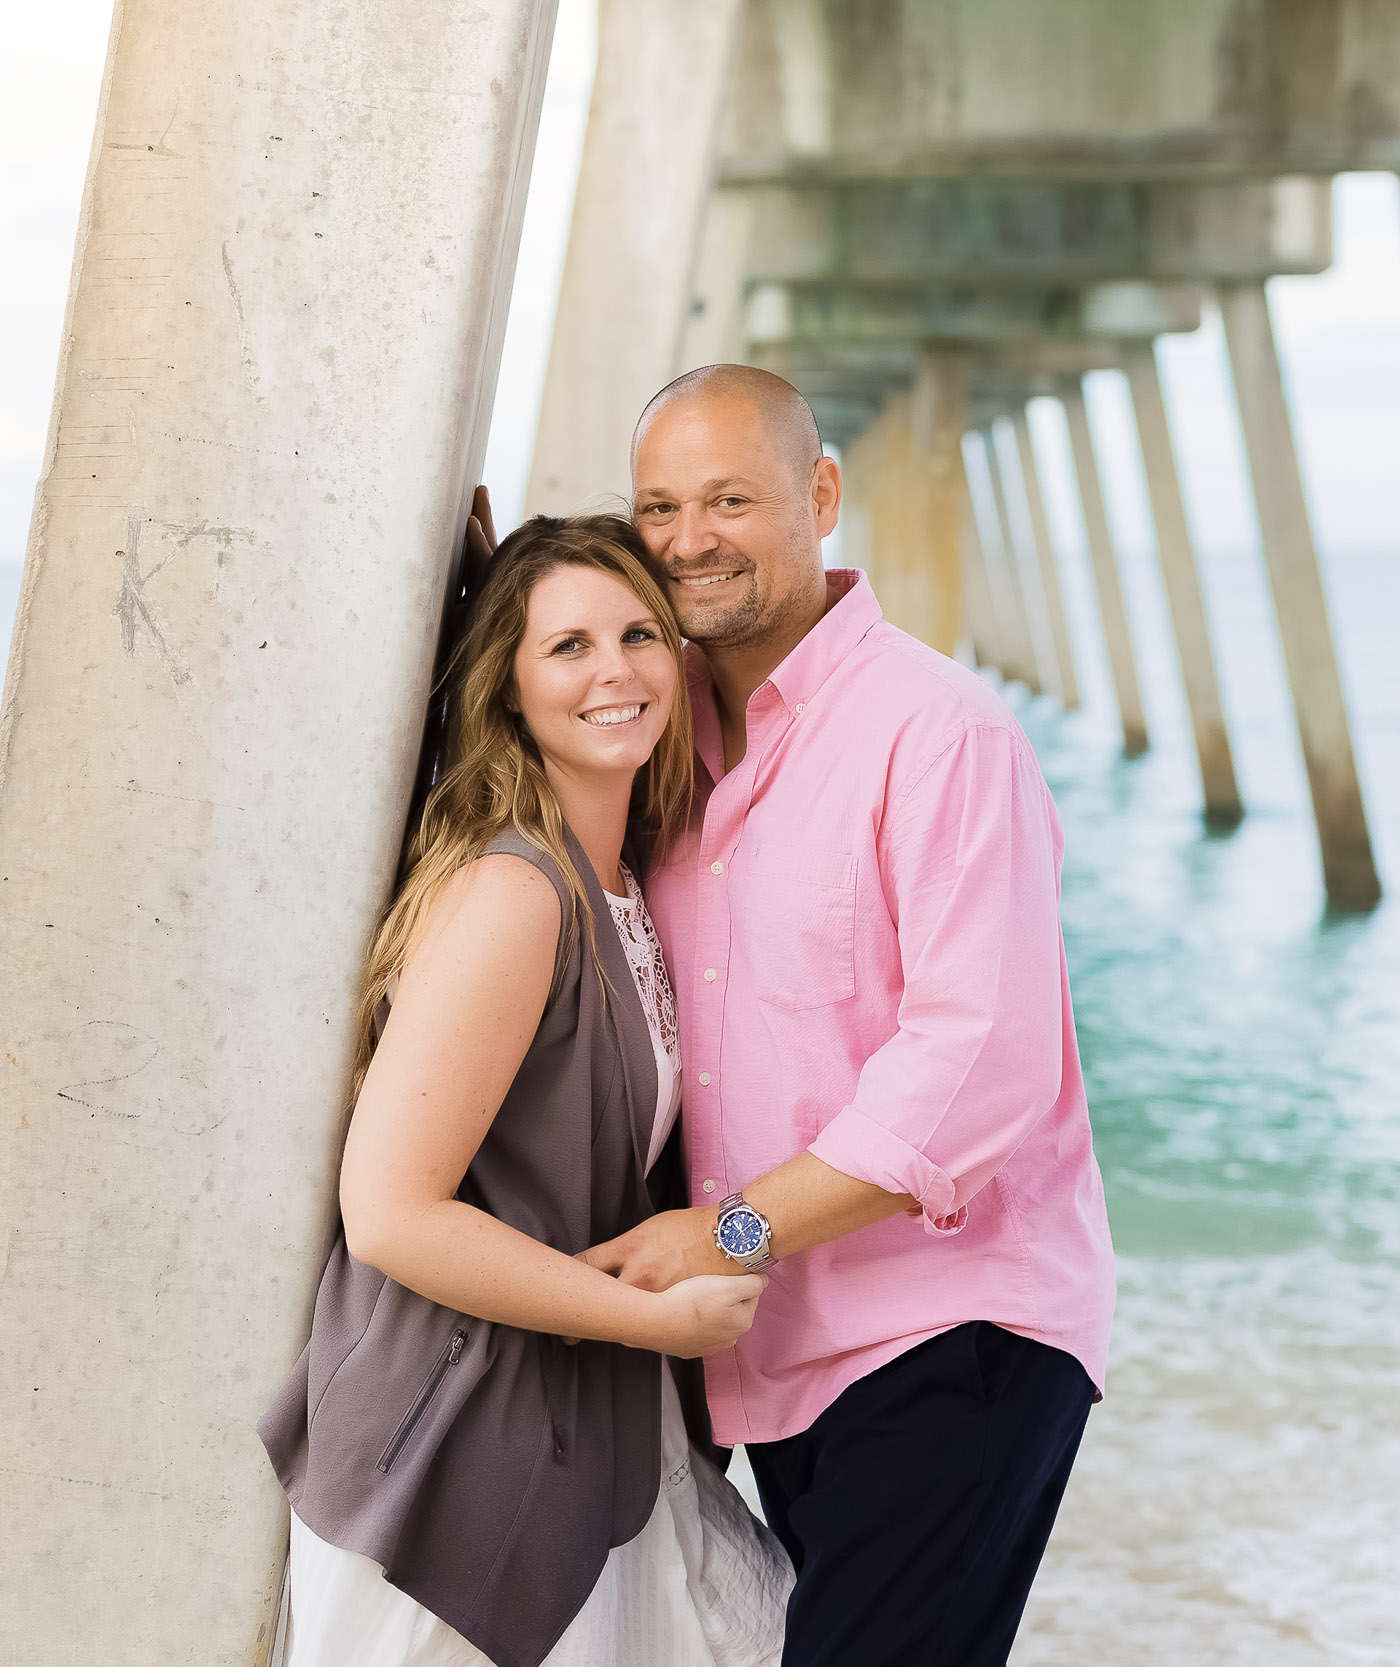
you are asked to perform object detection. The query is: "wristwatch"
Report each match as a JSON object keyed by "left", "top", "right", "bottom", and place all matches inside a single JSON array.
[{"left": 713, "top": 1193, "right": 775, "bottom": 1272}]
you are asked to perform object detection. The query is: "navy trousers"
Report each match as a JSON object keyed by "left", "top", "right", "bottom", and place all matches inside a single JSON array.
[{"left": 745, "top": 1323, "right": 1094, "bottom": 1667}]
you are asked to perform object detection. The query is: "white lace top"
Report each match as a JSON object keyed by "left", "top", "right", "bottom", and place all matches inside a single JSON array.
[{"left": 604, "top": 865, "right": 682, "bottom": 1173}]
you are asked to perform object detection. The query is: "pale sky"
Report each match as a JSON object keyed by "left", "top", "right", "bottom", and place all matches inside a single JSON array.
[{"left": 3, "top": 0, "right": 1400, "bottom": 666}]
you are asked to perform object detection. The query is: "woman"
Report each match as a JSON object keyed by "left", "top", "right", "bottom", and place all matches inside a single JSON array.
[{"left": 259, "top": 515, "right": 793, "bottom": 1667}]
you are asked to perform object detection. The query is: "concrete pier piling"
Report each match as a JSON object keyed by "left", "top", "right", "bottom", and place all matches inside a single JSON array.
[
  {"left": 910, "top": 353, "right": 967, "bottom": 657},
  {"left": 1011, "top": 405, "right": 1080, "bottom": 711},
  {"left": 0, "top": 1, "right": 558, "bottom": 1660},
  {"left": 1218, "top": 283, "right": 1381, "bottom": 907},
  {"left": 1060, "top": 378, "right": 1150, "bottom": 756},
  {"left": 981, "top": 426, "right": 1045, "bottom": 695},
  {"left": 527, "top": 0, "right": 744, "bottom": 514},
  {"left": 1123, "top": 345, "right": 1243, "bottom": 824}
]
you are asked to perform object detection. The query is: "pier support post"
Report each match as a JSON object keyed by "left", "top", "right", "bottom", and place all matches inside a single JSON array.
[
  {"left": 527, "top": 0, "right": 744, "bottom": 512},
  {"left": 1124, "top": 345, "right": 1242, "bottom": 823},
  {"left": 981, "top": 426, "right": 1044, "bottom": 693},
  {"left": 959, "top": 451, "right": 1003, "bottom": 673},
  {"left": 1060, "top": 377, "right": 1150, "bottom": 755},
  {"left": 910, "top": 353, "right": 967, "bottom": 656},
  {"left": 869, "top": 392, "right": 917, "bottom": 636},
  {"left": 1011, "top": 404, "right": 1080, "bottom": 710},
  {"left": 1218, "top": 283, "right": 1380, "bottom": 905},
  {"left": 0, "top": 1, "right": 558, "bottom": 1660}
]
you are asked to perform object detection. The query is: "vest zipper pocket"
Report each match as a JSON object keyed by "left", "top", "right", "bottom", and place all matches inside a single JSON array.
[{"left": 376, "top": 1328, "right": 466, "bottom": 1474}]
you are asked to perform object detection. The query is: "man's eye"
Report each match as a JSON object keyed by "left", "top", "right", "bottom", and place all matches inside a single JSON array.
[
  {"left": 639, "top": 503, "right": 674, "bottom": 517},
  {"left": 717, "top": 497, "right": 746, "bottom": 509}
]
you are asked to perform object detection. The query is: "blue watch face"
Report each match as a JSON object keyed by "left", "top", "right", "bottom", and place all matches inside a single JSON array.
[{"left": 718, "top": 1206, "right": 765, "bottom": 1257}]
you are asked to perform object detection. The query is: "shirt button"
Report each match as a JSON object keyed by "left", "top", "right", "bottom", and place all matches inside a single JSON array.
[
  {"left": 795, "top": 702, "right": 805, "bottom": 713},
  {"left": 702, "top": 1179, "right": 717, "bottom": 1194},
  {"left": 698, "top": 1072, "right": 711, "bottom": 1085},
  {"left": 710, "top": 861, "right": 724, "bottom": 875},
  {"left": 703, "top": 968, "right": 716, "bottom": 982}
]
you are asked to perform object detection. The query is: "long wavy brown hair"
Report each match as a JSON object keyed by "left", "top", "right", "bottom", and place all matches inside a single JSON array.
[{"left": 350, "top": 513, "right": 693, "bottom": 1098}]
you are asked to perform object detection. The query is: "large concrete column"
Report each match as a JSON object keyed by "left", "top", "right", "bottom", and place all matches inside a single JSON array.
[
  {"left": 1060, "top": 378, "right": 1150, "bottom": 755},
  {"left": 909, "top": 353, "right": 967, "bottom": 657},
  {"left": 527, "top": 0, "right": 744, "bottom": 513},
  {"left": 0, "top": 2, "right": 558, "bottom": 1661},
  {"left": 1011, "top": 405, "right": 1080, "bottom": 710},
  {"left": 981, "top": 426, "right": 1044, "bottom": 694},
  {"left": 1218, "top": 283, "right": 1381, "bottom": 906},
  {"left": 676, "top": 188, "right": 757, "bottom": 374},
  {"left": 1123, "top": 345, "right": 1242, "bottom": 823}
]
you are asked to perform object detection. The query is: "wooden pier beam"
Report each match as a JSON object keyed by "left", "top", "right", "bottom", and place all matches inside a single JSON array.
[
  {"left": 1123, "top": 345, "right": 1243, "bottom": 823},
  {"left": 1218, "top": 283, "right": 1381, "bottom": 906},
  {"left": 1060, "top": 377, "right": 1150, "bottom": 755},
  {"left": 1011, "top": 405, "right": 1080, "bottom": 710}
]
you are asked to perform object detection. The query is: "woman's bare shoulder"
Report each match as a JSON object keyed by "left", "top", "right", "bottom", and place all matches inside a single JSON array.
[{"left": 406, "top": 851, "right": 562, "bottom": 979}]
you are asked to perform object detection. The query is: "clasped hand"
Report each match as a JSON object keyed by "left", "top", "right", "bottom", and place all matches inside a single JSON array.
[{"left": 573, "top": 1208, "right": 765, "bottom": 1358}]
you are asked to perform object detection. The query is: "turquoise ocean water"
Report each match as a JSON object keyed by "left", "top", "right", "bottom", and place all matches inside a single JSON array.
[{"left": 1002, "top": 525, "right": 1400, "bottom": 1661}]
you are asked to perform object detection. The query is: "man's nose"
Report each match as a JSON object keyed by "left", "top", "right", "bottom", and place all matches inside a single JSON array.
[{"left": 668, "top": 503, "right": 719, "bottom": 561}]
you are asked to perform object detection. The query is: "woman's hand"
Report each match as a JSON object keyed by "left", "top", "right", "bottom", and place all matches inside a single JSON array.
[{"left": 643, "top": 1273, "right": 767, "bottom": 1358}]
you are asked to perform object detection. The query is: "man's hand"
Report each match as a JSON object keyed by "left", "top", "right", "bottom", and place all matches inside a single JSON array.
[
  {"left": 578, "top": 1207, "right": 728, "bottom": 1292},
  {"left": 465, "top": 483, "right": 498, "bottom": 567}
]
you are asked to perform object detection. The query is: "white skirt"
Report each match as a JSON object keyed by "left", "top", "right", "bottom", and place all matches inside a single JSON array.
[{"left": 277, "top": 1368, "right": 793, "bottom": 1667}]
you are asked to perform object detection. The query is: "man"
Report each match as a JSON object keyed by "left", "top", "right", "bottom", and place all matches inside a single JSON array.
[{"left": 582, "top": 364, "right": 1116, "bottom": 1666}]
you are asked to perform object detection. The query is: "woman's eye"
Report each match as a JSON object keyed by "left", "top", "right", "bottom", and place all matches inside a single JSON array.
[
  {"left": 623, "top": 627, "right": 658, "bottom": 645},
  {"left": 550, "top": 637, "right": 583, "bottom": 655}
]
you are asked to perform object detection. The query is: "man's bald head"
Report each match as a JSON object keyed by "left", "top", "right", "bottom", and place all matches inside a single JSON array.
[
  {"left": 631, "top": 364, "right": 823, "bottom": 486},
  {"left": 629, "top": 363, "right": 841, "bottom": 658}
]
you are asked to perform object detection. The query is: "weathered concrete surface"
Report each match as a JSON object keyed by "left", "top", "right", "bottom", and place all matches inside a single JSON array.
[
  {"left": 0, "top": 0, "right": 558, "bottom": 1660},
  {"left": 1218, "top": 283, "right": 1381, "bottom": 906},
  {"left": 739, "top": 177, "right": 1332, "bottom": 284},
  {"left": 744, "top": 278, "right": 1202, "bottom": 350},
  {"left": 1060, "top": 377, "right": 1149, "bottom": 755},
  {"left": 527, "top": 0, "right": 744, "bottom": 514},
  {"left": 721, "top": 0, "right": 1400, "bottom": 180},
  {"left": 677, "top": 188, "right": 757, "bottom": 374},
  {"left": 1123, "top": 345, "right": 1242, "bottom": 823}
]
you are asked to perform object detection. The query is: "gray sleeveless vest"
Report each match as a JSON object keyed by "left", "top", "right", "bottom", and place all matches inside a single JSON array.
[{"left": 258, "top": 828, "right": 675, "bottom": 1667}]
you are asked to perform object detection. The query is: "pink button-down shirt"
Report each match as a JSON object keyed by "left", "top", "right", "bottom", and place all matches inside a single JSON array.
[{"left": 646, "top": 570, "right": 1115, "bottom": 1445}]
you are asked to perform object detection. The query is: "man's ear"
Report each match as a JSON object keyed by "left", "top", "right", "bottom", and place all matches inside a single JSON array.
[{"left": 812, "top": 454, "right": 842, "bottom": 538}]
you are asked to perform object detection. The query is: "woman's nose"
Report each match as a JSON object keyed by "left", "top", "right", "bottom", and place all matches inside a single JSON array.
[{"left": 594, "top": 642, "right": 633, "bottom": 683}]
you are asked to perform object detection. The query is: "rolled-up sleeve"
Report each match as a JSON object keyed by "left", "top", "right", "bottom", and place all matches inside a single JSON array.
[{"left": 806, "top": 721, "right": 1067, "bottom": 1235}]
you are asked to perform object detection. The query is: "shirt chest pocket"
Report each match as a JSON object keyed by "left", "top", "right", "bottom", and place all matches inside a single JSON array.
[{"left": 743, "top": 843, "right": 858, "bottom": 1011}]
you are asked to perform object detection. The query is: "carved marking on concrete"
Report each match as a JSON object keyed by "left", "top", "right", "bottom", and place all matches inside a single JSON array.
[
  {"left": 221, "top": 240, "right": 265, "bottom": 396},
  {"left": 56, "top": 1020, "right": 160, "bottom": 1116},
  {"left": 113, "top": 510, "right": 195, "bottom": 687},
  {"left": 0, "top": 1465, "right": 168, "bottom": 1500}
]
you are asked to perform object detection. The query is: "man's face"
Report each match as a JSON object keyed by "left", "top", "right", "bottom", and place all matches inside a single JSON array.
[{"left": 631, "top": 395, "right": 838, "bottom": 650}]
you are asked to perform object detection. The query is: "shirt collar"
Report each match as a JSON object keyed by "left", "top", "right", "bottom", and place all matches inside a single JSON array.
[{"left": 685, "top": 568, "right": 883, "bottom": 714}]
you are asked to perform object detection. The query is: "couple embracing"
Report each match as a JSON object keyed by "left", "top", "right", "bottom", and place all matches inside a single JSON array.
[{"left": 259, "top": 366, "right": 1115, "bottom": 1667}]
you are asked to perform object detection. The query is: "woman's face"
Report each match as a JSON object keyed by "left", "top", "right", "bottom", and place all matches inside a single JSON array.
[{"left": 512, "top": 563, "right": 677, "bottom": 788}]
